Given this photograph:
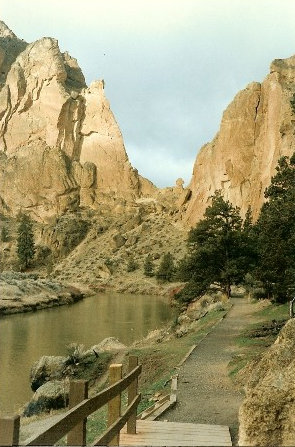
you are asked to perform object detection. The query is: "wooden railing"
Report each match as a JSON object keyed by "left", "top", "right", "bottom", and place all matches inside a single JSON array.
[{"left": 0, "top": 356, "right": 141, "bottom": 446}]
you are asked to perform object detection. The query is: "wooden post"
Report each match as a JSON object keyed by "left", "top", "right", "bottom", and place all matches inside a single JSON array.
[
  {"left": 289, "top": 298, "right": 295, "bottom": 318},
  {"left": 108, "top": 364, "right": 122, "bottom": 446},
  {"left": 0, "top": 416, "right": 20, "bottom": 446},
  {"left": 127, "top": 355, "right": 138, "bottom": 434},
  {"left": 67, "top": 380, "right": 88, "bottom": 446}
]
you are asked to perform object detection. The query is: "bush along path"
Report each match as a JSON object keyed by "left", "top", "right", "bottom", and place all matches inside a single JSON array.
[{"left": 160, "top": 297, "right": 260, "bottom": 445}]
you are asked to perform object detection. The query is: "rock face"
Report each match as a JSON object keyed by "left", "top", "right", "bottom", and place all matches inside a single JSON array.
[
  {"left": 0, "top": 21, "right": 154, "bottom": 221},
  {"left": 239, "top": 318, "right": 295, "bottom": 446},
  {"left": 185, "top": 56, "right": 295, "bottom": 225}
]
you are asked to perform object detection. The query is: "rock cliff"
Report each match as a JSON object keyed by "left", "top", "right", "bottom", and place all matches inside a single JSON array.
[
  {"left": 184, "top": 56, "right": 295, "bottom": 225},
  {"left": 238, "top": 318, "right": 295, "bottom": 446},
  {"left": 0, "top": 21, "right": 155, "bottom": 221}
]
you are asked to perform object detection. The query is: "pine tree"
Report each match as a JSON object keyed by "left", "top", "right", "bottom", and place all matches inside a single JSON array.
[
  {"left": 255, "top": 154, "right": 295, "bottom": 302},
  {"left": 156, "top": 252, "right": 175, "bottom": 282},
  {"left": 17, "top": 213, "right": 35, "bottom": 269},
  {"left": 1, "top": 226, "right": 9, "bottom": 242},
  {"left": 144, "top": 254, "right": 154, "bottom": 277},
  {"left": 126, "top": 257, "right": 138, "bottom": 272},
  {"left": 177, "top": 191, "right": 249, "bottom": 302}
]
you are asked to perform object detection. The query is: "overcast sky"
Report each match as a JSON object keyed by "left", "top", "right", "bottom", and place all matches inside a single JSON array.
[{"left": 2, "top": 0, "right": 295, "bottom": 187}]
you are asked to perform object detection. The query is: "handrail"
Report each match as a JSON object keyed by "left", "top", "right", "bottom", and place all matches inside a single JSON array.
[
  {"left": 24, "top": 363, "right": 142, "bottom": 446},
  {"left": 92, "top": 394, "right": 141, "bottom": 446}
]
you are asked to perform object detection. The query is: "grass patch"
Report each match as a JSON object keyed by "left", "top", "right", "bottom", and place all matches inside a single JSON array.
[
  {"left": 254, "top": 301, "right": 288, "bottom": 320},
  {"left": 228, "top": 301, "right": 289, "bottom": 382}
]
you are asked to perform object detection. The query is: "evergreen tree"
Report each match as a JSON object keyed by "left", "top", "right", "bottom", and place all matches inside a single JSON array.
[
  {"left": 126, "top": 257, "right": 138, "bottom": 272},
  {"left": 1, "top": 226, "right": 9, "bottom": 242},
  {"left": 156, "top": 252, "right": 175, "bottom": 282},
  {"left": 144, "top": 254, "right": 154, "bottom": 277},
  {"left": 177, "top": 191, "right": 248, "bottom": 302},
  {"left": 17, "top": 213, "right": 35, "bottom": 269},
  {"left": 255, "top": 154, "right": 295, "bottom": 302}
]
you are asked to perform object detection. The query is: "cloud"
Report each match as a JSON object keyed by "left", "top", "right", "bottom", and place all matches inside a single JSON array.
[
  {"left": 2, "top": 0, "right": 295, "bottom": 186},
  {"left": 127, "top": 143, "right": 193, "bottom": 188}
]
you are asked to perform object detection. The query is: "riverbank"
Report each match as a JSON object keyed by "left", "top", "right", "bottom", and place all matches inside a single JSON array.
[
  {"left": 0, "top": 272, "right": 84, "bottom": 316},
  {"left": 19, "top": 294, "right": 231, "bottom": 444}
]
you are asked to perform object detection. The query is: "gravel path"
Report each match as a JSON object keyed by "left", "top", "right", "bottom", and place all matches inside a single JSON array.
[{"left": 161, "top": 297, "right": 256, "bottom": 445}]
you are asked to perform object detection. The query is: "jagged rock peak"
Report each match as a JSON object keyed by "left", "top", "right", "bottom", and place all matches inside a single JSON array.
[
  {"left": 0, "top": 20, "right": 17, "bottom": 38},
  {"left": 270, "top": 55, "right": 295, "bottom": 84},
  {"left": 0, "top": 22, "right": 156, "bottom": 221}
]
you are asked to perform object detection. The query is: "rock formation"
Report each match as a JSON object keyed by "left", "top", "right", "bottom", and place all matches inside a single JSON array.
[
  {"left": 0, "top": 21, "right": 155, "bottom": 221},
  {"left": 239, "top": 318, "right": 295, "bottom": 446},
  {"left": 184, "top": 56, "right": 295, "bottom": 225}
]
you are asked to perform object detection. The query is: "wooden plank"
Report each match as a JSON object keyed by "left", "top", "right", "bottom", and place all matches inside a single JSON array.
[
  {"left": 120, "top": 438, "right": 231, "bottom": 446},
  {"left": 127, "top": 355, "right": 138, "bottom": 434},
  {"left": 67, "top": 380, "right": 88, "bottom": 446},
  {"left": 170, "top": 374, "right": 177, "bottom": 404},
  {"left": 0, "top": 416, "right": 20, "bottom": 446},
  {"left": 25, "top": 364, "right": 142, "bottom": 446},
  {"left": 131, "top": 420, "right": 230, "bottom": 430},
  {"left": 121, "top": 423, "right": 230, "bottom": 434},
  {"left": 108, "top": 364, "right": 122, "bottom": 446},
  {"left": 93, "top": 394, "right": 141, "bottom": 446},
  {"left": 139, "top": 395, "right": 169, "bottom": 419},
  {"left": 120, "top": 420, "right": 232, "bottom": 447},
  {"left": 145, "top": 400, "right": 174, "bottom": 420},
  {"left": 177, "top": 344, "right": 197, "bottom": 367}
]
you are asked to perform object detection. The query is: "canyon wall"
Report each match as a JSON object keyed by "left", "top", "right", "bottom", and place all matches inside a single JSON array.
[
  {"left": 0, "top": 21, "right": 155, "bottom": 221},
  {"left": 184, "top": 56, "right": 295, "bottom": 225}
]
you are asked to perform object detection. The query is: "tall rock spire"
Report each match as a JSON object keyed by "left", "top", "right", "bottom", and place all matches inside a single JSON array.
[{"left": 184, "top": 55, "right": 295, "bottom": 225}]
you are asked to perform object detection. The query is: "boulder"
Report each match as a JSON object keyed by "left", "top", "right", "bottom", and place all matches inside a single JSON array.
[
  {"left": 90, "top": 337, "right": 126, "bottom": 353},
  {"left": 24, "top": 380, "right": 69, "bottom": 416},
  {"left": 239, "top": 318, "right": 295, "bottom": 446},
  {"left": 112, "top": 233, "right": 126, "bottom": 249},
  {"left": 30, "top": 355, "right": 66, "bottom": 391}
]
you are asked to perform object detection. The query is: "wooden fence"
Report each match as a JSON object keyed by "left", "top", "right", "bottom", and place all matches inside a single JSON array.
[{"left": 0, "top": 356, "right": 141, "bottom": 446}]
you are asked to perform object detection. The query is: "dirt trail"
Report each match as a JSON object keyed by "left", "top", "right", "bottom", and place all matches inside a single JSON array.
[{"left": 161, "top": 297, "right": 257, "bottom": 444}]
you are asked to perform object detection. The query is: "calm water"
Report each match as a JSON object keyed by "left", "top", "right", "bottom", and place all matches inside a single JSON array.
[{"left": 0, "top": 293, "right": 174, "bottom": 414}]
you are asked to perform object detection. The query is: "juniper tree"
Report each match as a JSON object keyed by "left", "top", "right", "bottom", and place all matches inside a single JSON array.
[
  {"left": 156, "top": 252, "right": 175, "bottom": 282},
  {"left": 177, "top": 191, "right": 249, "bottom": 302},
  {"left": 144, "top": 254, "right": 154, "bottom": 277},
  {"left": 1, "top": 226, "right": 9, "bottom": 242},
  {"left": 255, "top": 154, "right": 295, "bottom": 302},
  {"left": 126, "top": 257, "right": 138, "bottom": 272},
  {"left": 17, "top": 213, "right": 35, "bottom": 269}
]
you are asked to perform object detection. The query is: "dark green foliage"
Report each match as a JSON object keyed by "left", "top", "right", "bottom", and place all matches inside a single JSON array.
[
  {"left": 50, "top": 214, "right": 90, "bottom": 257},
  {"left": 156, "top": 252, "right": 175, "bottom": 282},
  {"left": 126, "top": 257, "right": 139, "bottom": 272},
  {"left": 290, "top": 93, "right": 295, "bottom": 115},
  {"left": 23, "top": 394, "right": 68, "bottom": 417},
  {"left": 1, "top": 226, "right": 9, "bottom": 242},
  {"left": 144, "top": 254, "right": 154, "bottom": 277},
  {"left": 255, "top": 154, "right": 295, "bottom": 302},
  {"left": 17, "top": 213, "right": 35, "bottom": 269},
  {"left": 35, "top": 245, "right": 52, "bottom": 265},
  {"left": 177, "top": 191, "right": 251, "bottom": 302}
]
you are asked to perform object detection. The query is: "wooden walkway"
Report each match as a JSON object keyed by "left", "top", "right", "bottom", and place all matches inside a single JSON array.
[{"left": 120, "top": 420, "right": 232, "bottom": 446}]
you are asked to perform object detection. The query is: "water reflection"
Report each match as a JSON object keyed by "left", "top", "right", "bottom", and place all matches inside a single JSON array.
[{"left": 0, "top": 293, "right": 174, "bottom": 414}]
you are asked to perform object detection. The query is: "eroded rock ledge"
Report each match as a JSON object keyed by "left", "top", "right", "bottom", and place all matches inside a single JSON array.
[{"left": 0, "top": 272, "right": 84, "bottom": 315}]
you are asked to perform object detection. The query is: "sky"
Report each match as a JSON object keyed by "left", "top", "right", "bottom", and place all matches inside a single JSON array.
[{"left": 1, "top": 0, "right": 295, "bottom": 187}]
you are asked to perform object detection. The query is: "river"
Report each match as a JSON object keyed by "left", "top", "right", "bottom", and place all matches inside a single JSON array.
[{"left": 0, "top": 293, "right": 174, "bottom": 414}]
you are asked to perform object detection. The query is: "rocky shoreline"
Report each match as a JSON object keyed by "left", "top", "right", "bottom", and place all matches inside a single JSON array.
[{"left": 0, "top": 272, "right": 84, "bottom": 316}]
